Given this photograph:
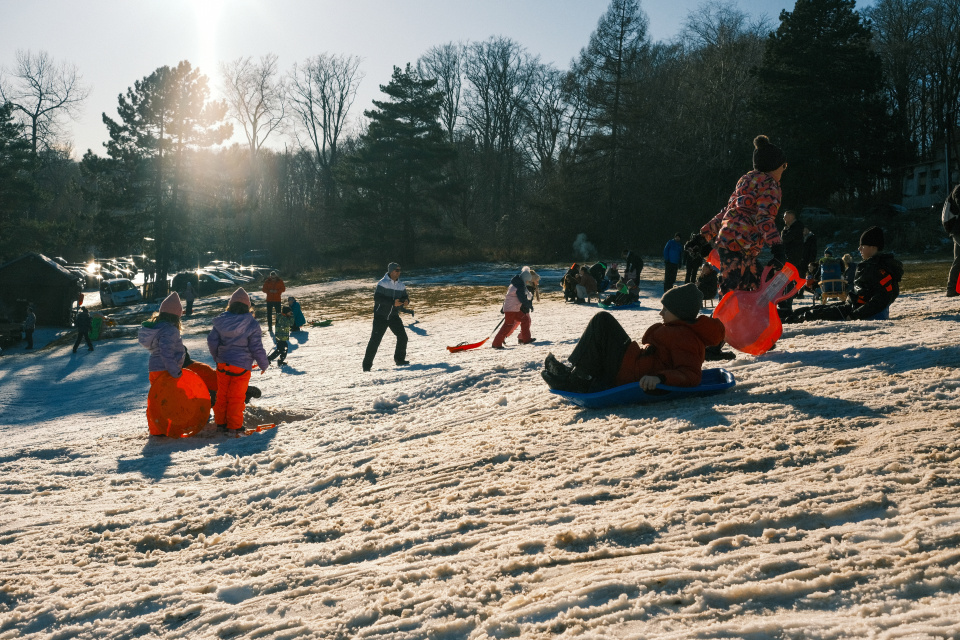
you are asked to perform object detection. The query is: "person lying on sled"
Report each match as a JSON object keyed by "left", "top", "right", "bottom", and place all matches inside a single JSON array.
[{"left": 542, "top": 283, "right": 725, "bottom": 394}]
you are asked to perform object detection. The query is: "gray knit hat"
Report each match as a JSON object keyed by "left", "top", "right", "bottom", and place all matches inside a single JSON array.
[
  {"left": 661, "top": 283, "right": 703, "bottom": 322},
  {"left": 387, "top": 262, "right": 401, "bottom": 273}
]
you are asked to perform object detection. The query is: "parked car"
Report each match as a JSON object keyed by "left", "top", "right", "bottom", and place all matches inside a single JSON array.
[
  {"left": 100, "top": 278, "right": 143, "bottom": 307},
  {"left": 171, "top": 271, "right": 236, "bottom": 296},
  {"left": 208, "top": 268, "right": 251, "bottom": 283}
]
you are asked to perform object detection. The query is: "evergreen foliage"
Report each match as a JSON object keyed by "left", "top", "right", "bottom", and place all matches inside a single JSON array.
[{"left": 342, "top": 65, "right": 455, "bottom": 265}]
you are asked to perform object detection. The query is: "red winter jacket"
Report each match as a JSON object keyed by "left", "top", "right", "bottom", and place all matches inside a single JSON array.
[
  {"left": 261, "top": 277, "right": 286, "bottom": 302},
  {"left": 615, "top": 316, "right": 725, "bottom": 387}
]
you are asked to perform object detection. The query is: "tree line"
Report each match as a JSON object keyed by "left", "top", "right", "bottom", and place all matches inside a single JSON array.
[{"left": 0, "top": 0, "right": 958, "bottom": 287}]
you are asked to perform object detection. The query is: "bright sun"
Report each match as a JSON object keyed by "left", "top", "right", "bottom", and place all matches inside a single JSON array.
[{"left": 193, "top": 0, "right": 226, "bottom": 79}]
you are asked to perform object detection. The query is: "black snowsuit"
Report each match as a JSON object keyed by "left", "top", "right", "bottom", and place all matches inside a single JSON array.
[
  {"left": 784, "top": 253, "right": 903, "bottom": 323},
  {"left": 73, "top": 309, "right": 93, "bottom": 352}
]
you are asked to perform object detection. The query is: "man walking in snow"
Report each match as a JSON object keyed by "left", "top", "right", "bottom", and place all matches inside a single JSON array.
[{"left": 362, "top": 262, "right": 412, "bottom": 372}]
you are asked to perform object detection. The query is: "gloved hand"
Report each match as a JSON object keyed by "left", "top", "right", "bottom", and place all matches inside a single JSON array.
[
  {"left": 770, "top": 244, "right": 786, "bottom": 269},
  {"left": 520, "top": 304, "right": 532, "bottom": 314},
  {"left": 685, "top": 234, "right": 712, "bottom": 258}
]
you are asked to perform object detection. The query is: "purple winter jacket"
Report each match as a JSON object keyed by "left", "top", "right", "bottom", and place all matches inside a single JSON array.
[
  {"left": 138, "top": 320, "right": 186, "bottom": 377},
  {"left": 207, "top": 311, "right": 269, "bottom": 372}
]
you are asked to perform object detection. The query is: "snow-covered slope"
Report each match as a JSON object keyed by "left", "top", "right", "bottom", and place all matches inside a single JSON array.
[{"left": 2, "top": 269, "right": 960, "bottom": 639}]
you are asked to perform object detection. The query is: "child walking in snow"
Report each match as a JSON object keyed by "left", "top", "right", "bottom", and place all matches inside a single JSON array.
[
  {"left": 542, "top": 283, "right": 725, "bottom": 393},
  {"left": 268, "top": 306, "right": 294, "bottom": 366},
  {"left": 492, "top": 266, "right": 536, "bottom": 349},
  {"left": 207, "top": 288, "right": 270, "bottom": 432}
]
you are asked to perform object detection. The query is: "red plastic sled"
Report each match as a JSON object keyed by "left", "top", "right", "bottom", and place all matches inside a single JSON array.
[
  {"left": 447, "top": 337, "right": 492, "bottom": 353},
  {"left": 147, "top": 369, "right": 211, "bottom": 438},
  {"left": 713, "top": 262, "right": 803, "bottom": 356}
]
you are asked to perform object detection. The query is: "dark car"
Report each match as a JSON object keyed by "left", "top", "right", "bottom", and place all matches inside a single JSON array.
[{"left": 172, "top": 271, "right": 235, "bottom": 297}]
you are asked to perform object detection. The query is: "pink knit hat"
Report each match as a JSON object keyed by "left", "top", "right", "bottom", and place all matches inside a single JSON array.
[
  {"left": 229, "top": 287, "right": 251, "bottom": 307},
  {"left": 158, "top": 292, "right": 183, "bottom": 316}
]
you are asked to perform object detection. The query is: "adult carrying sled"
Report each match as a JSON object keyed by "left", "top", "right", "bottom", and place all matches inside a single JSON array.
[
  {"left": 549, "top": 368, "right": 735, "bottom": 409},
  {"left": 447, "top": 318, "right": 505, "bottom": 353}
]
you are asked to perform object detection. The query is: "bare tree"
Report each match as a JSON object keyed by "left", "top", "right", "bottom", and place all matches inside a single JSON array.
[
  {"left": 0, "top": 49, "right": 90, "bottom": 155},
  {"left": 287, "top": 53, "right": 363, "bottom": 173},
  {"left": 525, "top": 64, "right": 567, "bottom": 171},
  {"left": 220, "top": 54, "right": 286, "bottom": 158},
  {"left": 417, "top": 42, "right": 465, "bottom": 143}
]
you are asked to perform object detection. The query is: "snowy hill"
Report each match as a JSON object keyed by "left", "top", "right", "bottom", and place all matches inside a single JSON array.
[{"left": 2, "top": 270, "right": 960, "bottom": 639}]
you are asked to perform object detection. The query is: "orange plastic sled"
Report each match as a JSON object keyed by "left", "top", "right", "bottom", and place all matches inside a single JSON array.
[
  {"left": 185, "top": 361, "right": 218, "bottom": 394},
  {"left": 713, "top": 262, "right": 802, "bottom": 356},
  {"left": 147, "top": 369, "right": 211, "bottom": 438}
]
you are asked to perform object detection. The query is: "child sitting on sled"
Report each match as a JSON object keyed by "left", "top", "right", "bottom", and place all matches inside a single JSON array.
[
  {"left": 542, "top": 283, "right": 725, "bottom": 393},
  {"left": 207, "top": 288, "right": 270, "bottom": 433}
]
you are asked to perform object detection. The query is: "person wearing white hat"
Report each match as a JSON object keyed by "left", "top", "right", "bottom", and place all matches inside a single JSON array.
[{"left": 362, "top": 262, "right": 413, "bottom": 371}]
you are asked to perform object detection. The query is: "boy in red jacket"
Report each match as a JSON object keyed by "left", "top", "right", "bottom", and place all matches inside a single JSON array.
[{"left": 542, "top": 283, "right": 725, "bottom": 393}]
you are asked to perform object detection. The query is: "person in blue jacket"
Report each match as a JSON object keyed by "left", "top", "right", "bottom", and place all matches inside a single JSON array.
[
  {"left": 663, "top": 233, "right": 684, "bottom": 292},
  {"left": 362, "top": 262, "right": 412, "bottom": 371}
]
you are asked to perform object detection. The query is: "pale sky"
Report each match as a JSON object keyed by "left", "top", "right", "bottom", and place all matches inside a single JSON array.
[{"left": 1, "top": 0, "right": 873, "bottom": 159}]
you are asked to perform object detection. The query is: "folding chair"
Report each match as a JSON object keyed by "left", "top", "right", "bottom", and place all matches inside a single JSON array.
[{"left": 818, "top": 258, "right": 847, "bottom": 304}]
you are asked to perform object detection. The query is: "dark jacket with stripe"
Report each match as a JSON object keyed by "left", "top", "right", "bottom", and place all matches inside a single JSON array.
[
  {"left": 373, "top": 273, "right": 410, "bottom": 319},
  {"left": 849, "top": 253, "right": 903, "bottom": 319}
]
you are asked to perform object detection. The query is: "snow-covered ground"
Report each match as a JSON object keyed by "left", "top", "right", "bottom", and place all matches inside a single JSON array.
[{"left": 3, "top": 265, "right": 960, "bottom": 639}]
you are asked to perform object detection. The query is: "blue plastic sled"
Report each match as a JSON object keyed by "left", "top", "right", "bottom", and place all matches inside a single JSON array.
[
  {"left": 550, "top": 367, "right": 736, "bottom": 409},
  {"left": 597, "top": 300, "right": 641, "bottom": 310}
]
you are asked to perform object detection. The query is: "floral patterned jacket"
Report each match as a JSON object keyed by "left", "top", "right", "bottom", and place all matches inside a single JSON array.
[{"left": 701, "top": 170, "right": 783, "bottom": 259}]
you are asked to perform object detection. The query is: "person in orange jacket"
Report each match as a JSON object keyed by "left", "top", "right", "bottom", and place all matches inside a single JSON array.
[
  {"left": 261, "top": 271, "right": 285, "bottom": 332},
  {"left": 541, "top": 283, "right": 725, "bottom": 393}
]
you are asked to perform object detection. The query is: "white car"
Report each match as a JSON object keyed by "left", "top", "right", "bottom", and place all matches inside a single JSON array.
[{"left": 100, "top": 278, "right": 143, "bottom": 307}]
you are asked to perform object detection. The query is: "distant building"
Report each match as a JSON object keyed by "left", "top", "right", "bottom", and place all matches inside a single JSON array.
[
  {"left": 0, "top": 252, "right": 82, "bottom": 326},
  {"left": 901, "top": 150, "right": 956, "bottom": 211}
]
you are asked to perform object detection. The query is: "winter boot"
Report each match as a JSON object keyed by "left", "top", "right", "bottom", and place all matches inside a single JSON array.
[
  {"left": 704, "top": 344, "right": 736, "bottom": 361},
  {"left": 544, "top": 353, "right": 571, "bottom": 378}
]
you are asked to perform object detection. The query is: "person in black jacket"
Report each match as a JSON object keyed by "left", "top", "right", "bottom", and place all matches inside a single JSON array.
[
  {"left": 362, "top": 262, "right": 412, "bottom": 371},
  {"left": 72, "top": 307, "right": 94, "bottom": 353},
  {"left": 784, "top": 227, "right": 903, "bottom": 323},
  {"left": 777, "top": 210, "right": 806, "bottom": 314},
  {"left": 621, "top": 249, "right": 644, "bottom": 284}
]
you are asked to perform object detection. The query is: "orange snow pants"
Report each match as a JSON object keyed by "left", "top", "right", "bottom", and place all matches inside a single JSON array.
[{"left": 214, "top": 364, "right": 251, "bottom": 431}]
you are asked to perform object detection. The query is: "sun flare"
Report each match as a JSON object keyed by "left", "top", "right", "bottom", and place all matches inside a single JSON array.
[{"left": 193, "top": 0, "right": 226, "bottom": 79}]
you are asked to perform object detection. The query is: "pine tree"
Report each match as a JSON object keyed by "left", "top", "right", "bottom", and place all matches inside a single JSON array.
[
  {"left": 344, "top": 65, "right": 454, "bottom": 264},
  {"left": 753, "top": 0, "right": 895, "bottom": 206},
  {"left": 0, "top": 101, "right": 36, "bottom": 261},
  {"left": 102, "top": 61, "right": 232, "bottom": 294}
]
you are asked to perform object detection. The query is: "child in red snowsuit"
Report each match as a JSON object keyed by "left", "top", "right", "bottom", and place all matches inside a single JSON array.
[{"left": 492, "top": 267, "right": 536, "bottom": 348}]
